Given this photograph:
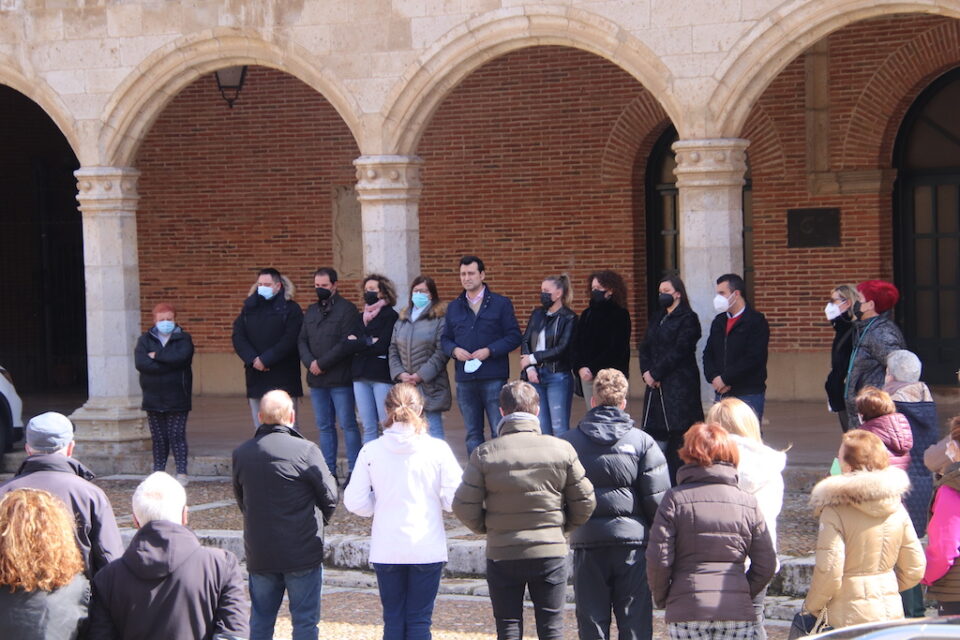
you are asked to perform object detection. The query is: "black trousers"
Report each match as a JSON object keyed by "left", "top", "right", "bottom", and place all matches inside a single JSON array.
[
  {"left": 486, "top": 556, "right": 567, "bottom": 640},
  {"left": 572, "top": 546, "right": 652, "bottom": 640}
]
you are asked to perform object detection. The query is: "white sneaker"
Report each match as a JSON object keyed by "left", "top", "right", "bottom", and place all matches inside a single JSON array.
[{"left": 176, "top": 473, "right": 190, "bottom": 487}]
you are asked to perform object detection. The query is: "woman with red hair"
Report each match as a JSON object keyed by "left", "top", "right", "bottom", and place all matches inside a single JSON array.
[
  {"left": 843, "top": 280, "right": 905, "bottom": 431},
  {"left": 646, "top": 422, "right": 777, "bottom": 639}
]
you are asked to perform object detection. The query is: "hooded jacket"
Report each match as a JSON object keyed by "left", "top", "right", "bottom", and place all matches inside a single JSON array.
[
  {"left": 646, "top": 462, "right": 776, "bottom": 624},
  {"left": 730, "top": 434, "right": 786, "bottom": 551},
  {"left": 232, "top": 280, "right": 304, "bottom": 398},
  {"left": 453, "top": 412, "right": 596, "bottom": 560},
  {"left": 924, "top": 462, "right": 960, "bottom": 602},
  {"left": 388, "top": 303, "right": 451, "bottom": 412},
  {"left": 844, "top": 312, "right": 905, "bottom": 430},
  {"left": 0, "top": 574, "right": 89, "bottom": 640},
  {"left": 0, "top": 454, "right": 123, "bottom": 579},
  {"left": 88, "top": 520, "right": 248, "bottom": 640},
  {"left": 134, "top": 325, "right": 194, "bottom": 413},
  {"left": 298, "top": 293, "right": 363, "bottom": 388},
  {"left": 702, "top": 303, "right": 769, "bottom": 396},
  {"left": 804, "top": 467, "right": 925, "bottom": 629},
  {"left": 560, "top": 405, "right": 670, "bottom": 548},
  {"left": 232, "top": 424, "right": 338, "bottom": 573},
  {"left": 859, "top": 413, "right": 913, "bottom": 472},
  {"left": 343, "top": 423, "right": 463, "bottom": 564}
]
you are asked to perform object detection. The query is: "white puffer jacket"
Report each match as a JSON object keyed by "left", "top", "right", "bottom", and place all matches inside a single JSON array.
[
  {"left": 343, "top": 423, "right": 463, "bottom": 564},
  {"left": 731, "top": 434, "right": 786, "bottom": 551}
]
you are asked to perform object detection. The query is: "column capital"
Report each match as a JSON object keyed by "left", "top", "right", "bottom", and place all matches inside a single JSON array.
[
  {"left": 354, "top": 155, "right": 422, "bottom": 203},
  {"left": 75, "top": 167, "right": 140, "bottom": 213},
  {"left": 672, "top": 138, "right": 750, "bottom": 188}
]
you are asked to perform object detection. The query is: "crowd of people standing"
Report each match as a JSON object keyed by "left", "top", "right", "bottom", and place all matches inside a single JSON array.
[{"left": 1, "top": 254, "right": 957, "bottom": 640}]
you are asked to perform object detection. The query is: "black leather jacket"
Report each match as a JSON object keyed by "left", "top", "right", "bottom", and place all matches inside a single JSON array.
[{"left": 521, "top": 306, "right": 577, "bottom": 375}]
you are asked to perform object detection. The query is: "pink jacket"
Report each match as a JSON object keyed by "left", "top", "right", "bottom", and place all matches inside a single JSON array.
[
  {"left": 860, "top": 413, "right": 913, "bottom": 471},
  {"left": 923, "top": 483, "right": 960, "bottom": 587}
]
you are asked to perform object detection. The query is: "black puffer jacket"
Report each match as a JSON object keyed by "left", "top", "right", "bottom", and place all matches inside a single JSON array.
[
  {"left": 521, "top": 306, "right": 577, "bottom": 375},
  {"left": 232, "top": 286, "right": 304, "bottom": 398},
  {"left": 561, "top": 406, "right": 670, "bottom": 548},
  {"left": 134, "top": 326, "right": 194, "bottom": 413},
  {"left": 232, "top": 424, "right": 338, "bottom": 573},
  {"left": 347, "top": 306, "right": 399, "bottom": 383},
  {"left": 572, "top": 299, "right": 631, "bottom": 377},
  {"left": 638, "top": 305, "right": 703, "bottom": 438},
  {"left": 702, "top": 304, "right": 769, "bottom": 395},
  {"left": 298, "top": 294, "right": 363, "bottom": 388}
]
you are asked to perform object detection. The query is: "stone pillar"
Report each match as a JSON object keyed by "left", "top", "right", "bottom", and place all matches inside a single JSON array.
[
  {"left": 70, "top": 167, "right": 148, "bottom": 452},
  {"left": 673, "top": 139, "right": 750, "bottom": 403},
  {"left": 353, "top": 155, "right": 423, "bottom": 300}
]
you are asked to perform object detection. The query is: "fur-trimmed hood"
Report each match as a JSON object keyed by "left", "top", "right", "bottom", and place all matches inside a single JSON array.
[
  {"left": 398, "top": 301, "right": 446, "bottom": 321},
  {"left": 809, "top": 466, "right": 911, "bottom": 517},
  {"left": 246, "top": 274, "right": 296, "bottom": 300}
]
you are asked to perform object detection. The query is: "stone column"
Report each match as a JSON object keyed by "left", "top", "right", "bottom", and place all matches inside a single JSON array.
[
  {"left": 353, "top": 155, "right": 423, "bottom": 299},
  {"left": 70, "top": 167, "right": 149, "bottom": 453},
  {"left": 673, "top": 139, "right": 750, "bottom": 403}
]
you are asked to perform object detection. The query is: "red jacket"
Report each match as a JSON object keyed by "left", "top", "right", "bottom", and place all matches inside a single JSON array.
[{"left": 860, "top": 413, "right": 913, "bottom": 471}]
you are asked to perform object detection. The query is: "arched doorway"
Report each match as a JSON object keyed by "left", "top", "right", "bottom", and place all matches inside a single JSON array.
[
  {"left": 894, "top": 66, "right": 960, "bottom": 384},
  {"left": 0, "top": 86, "right": 86, "bottom": 396}
]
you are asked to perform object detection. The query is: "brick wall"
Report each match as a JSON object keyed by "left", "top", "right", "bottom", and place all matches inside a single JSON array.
[
  {"left": 135, "top": 66, "right": 361, "bottom": 352},
  {"left": 417, "top": 46, "right": 666, "bottom": 344},
  {"left": 742, "top": 14, "right": 959, "bottom": 352}
]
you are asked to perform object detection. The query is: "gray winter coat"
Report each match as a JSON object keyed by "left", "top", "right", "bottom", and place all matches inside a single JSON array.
[
  {"left": 0, "top": 574, "right": 89, "bottom": 640},
  {"left": 388, "top": 303, "right": 451, "bottom": 412},
  {"left": 844, "top": 312, "right": 905, "bottom": 429}
]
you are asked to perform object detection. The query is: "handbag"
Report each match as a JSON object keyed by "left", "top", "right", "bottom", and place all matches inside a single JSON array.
[{"left": 787, "top": 609, "right": 832, "bottom": 639}]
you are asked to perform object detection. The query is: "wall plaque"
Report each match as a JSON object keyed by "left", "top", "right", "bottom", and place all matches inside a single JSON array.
[{"left": 787, "top": 208, "right": 840, "bottom": 247}]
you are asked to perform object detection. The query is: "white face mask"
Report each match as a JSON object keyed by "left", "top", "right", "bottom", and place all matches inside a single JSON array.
[
  {"left": 713, "top": 293, "right": 732, "bottom": 314},
  {"left": 825, "top": 302, "right": 843, "bottom": 321}
]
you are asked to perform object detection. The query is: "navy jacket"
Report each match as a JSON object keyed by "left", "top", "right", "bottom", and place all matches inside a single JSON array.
[
  {"left": 441, "top": 288, "right": 521, "bottom": 382},
  {"left": 702, "top": 304, "right": 769, "bottom": 396}
]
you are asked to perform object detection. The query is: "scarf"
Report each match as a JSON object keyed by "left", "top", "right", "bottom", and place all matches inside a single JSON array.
[{"left": 363, "top": 299, "right": 387, "bottom": 325}]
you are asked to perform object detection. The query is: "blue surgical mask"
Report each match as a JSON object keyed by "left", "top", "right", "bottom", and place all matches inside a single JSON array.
[
  {"left": 258, "top": 285, "right": 276, "bottom": 300},
  {"left": 411, "top": 292, "right": 430, "bottom": 309},
  {"left": 156, "top": 320, "right": 175, "bottom": 334}
]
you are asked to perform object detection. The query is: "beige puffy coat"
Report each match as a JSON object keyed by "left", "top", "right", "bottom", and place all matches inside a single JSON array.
[{"left": 804, "top": 467, "right": 925, "bottom": 629}]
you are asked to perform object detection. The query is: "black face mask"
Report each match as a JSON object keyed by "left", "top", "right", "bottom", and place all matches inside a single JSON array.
[
  {"left": 363, "top": 291, "right": 380, "bottom": 306},
  {"left": 590, "top": 289, "right": 607, "bottom": 305},
  {"left": 658, "top": 293, "right": 675, "bottom": 309},
  {"left": 540, "top": 292, "right": 554, "bottom": 309},
  {"left": 316, "top": 287, "right": 332, "bottom": 302},
  {"left": 853, "top": 300, "right": 864, "bottom": 321}
]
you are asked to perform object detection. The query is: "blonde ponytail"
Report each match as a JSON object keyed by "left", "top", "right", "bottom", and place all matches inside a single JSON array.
[{"left": 384, "top": 383, "right": 428, "bottom": 434}]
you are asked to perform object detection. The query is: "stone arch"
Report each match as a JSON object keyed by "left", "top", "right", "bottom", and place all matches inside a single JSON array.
[
  {"left": 839, "top": 19, "right": 960, "bottom": 169},
  {"left": 381, "top": 5, "right": 681, "bottom": 156},
  {"left": 99, "top": 28, "right": 364, "bottom": 167},
  {"left": 0, "top": 55, "right": 81, "bottom": 160},
  {"left": 601, "top": 92, "right": 670, "bottom": 185},
  {"left": 741, "top": 104, "right": 787, "bottom": 178},
  {"left": 712, "top": 0, "right": 960, "bottom": 138}
]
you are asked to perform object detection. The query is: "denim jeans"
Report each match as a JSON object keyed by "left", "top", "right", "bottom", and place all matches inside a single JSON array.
[
  {"left": 457, "top": 378, "right": 505, "bottom": 455},
  {"left": 249, "top": 565, "right": 322, "bottom": 640},
  {"left": 354, "top": 379, "right": 393, "bottom": 443},
  {"left": 715, "top": 391, "right": 765, "bottom": 425},
  {"left": 486, "top": 556, "right": 567, "bottom": 640},
  {"left": 425, "top": 410, "right": 444, "bottom": 439},
  {"left": 310, "top": 386, "right": 361, "bottom": 474},
  {"left": 533, "top": 370, "right": 573, "bottom": 436},
  {"left": 373, "top": 562, "right": 444, "bottom": 640}
]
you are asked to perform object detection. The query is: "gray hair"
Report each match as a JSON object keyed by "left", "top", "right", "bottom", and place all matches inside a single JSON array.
[
  {"left": 886, "top": 350, "right": 922, "bottom": 383},
  {"left": 132, "top": 472, "right": 186, "bottom": 526},
  {"left": 259, "top": 389, "right": 295, "bottom": 426}
]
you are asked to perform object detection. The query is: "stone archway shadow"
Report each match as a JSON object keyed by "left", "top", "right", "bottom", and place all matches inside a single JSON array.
[
  {"left": 98, "top": 28, "right": 366, "bottom": 167},
  {"left": 379, "top": 5, "right": 684, "bottom": 156},
  {"left": 711, "top": 0, "right": 960, "bottom": 138}
]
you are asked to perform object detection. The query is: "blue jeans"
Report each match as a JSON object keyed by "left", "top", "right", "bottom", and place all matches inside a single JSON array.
[
  {"left": 457, "top": 378, "right": 505, "bottom": 455},
  {"left": 532, "top": 370, "right": 573, "bottom": 436},
  {"left": 373, "top": 562, "right": 444, "bottom": 640},
  {"left": 425, "top": 410, "right": 444, "bottom": 439},
  {"left": 249, "top": 565, "right": 322, "bottom": 640},
  {"left": 310, "top": 386, "right": 361, "bottom": 474},
  {"left": 354, "top": 379, "right": 393, "bottom": 443},
  {"left": 716, "top": 391, "right": 766, "bottom": 424}
]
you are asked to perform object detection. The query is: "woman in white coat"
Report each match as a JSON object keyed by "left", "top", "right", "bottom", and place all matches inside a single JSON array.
[
  {"left": 344, "top": 383, "right": 463, "bottom": 640},
  {"left": 706, "top": 397, "right": 786, "bottom": 640}
]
